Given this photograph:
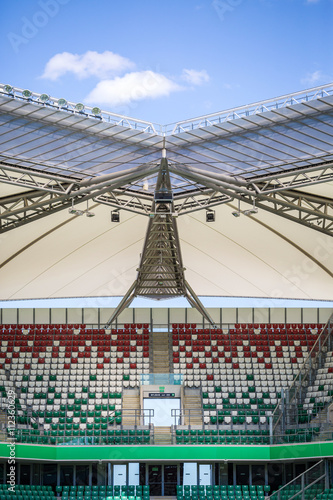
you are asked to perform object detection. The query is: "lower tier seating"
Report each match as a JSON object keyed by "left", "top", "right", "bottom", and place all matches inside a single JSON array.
[
  {"left": 0, "top": 485, "right": 55, "bottom": 500},
  {"left": 56, "top": 486, "right": 150, "bottom": 500},
  {"left": 270, "top": 483, "right": 323, "bottom": 499},
  {"left": 177, "top": 485, "right": 270, "bottom": 500}
]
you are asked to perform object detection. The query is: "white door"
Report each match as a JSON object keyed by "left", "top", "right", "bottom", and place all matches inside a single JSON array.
[
  {"left": 199, "top": 464, "right": 212, "bottom": 485},
  {"left": 113, "top": 464, "right": 127, "bottom": 486},
  {"left": 143, "top": 398, "right": 181, "bottom": 426},
  {"left": 128, "top": 463, "right": 139, "bottom": 486},
  {"left": 183, "top": 463, "right": 197, "bottom": 485}
]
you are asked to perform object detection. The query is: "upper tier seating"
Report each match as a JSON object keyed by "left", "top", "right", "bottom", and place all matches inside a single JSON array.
[
  {"left": 172, "top": 323, "right": 322, "bottom": 426},
  {"left": 0, "top": 324, "right": 151, "bottom": 444}
]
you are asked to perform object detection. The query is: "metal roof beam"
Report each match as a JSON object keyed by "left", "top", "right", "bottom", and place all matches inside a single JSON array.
[
  {"left": 0, "top": 164, "right": 159, "bottom": 233},
  {"left": 250, "top": 161, "right": 333, "bottom": 194},
  {"left": 170, "top": 165, "right": 333, "bottom": 237}
]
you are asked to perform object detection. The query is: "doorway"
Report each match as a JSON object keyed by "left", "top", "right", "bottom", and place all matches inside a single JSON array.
[
  {"left": 143, "top": 398, "right": 181, "bottom": 426},
  {"left": 149, "top": 465, "right": 162, "bottom": 496}
]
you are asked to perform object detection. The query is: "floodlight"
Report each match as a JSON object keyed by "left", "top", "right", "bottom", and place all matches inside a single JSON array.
[
  {"left": 58, "top": 98, "right": 67, "bottom": 107},
  {"left": 40, "top": 93, "right": 50, "bottom": 102},
  {"left": 4, "top": 85, "right": 13, "bottom": 94},
  {"left": 92, "top": 107, "right": 101, "bottom": 116},
  {"left": 69, "top": 199, "right": 84, "bottom": 216},
  {"left": 22, "top": 89, "right": 32, "bottom": 98},
  {"left": 75, "top": 103, "right": 85, "bottom": 112},
  {"left": 68, "top": 208, "right": 84, "bottom": 216},
  {"left": 244, "top": 207, "right": 258, "bottom": 215},
  {"left": 232, "top": 211, "right": 241, "bottom": 217},
  {"left": 156, "top": 203, "right": 171, "bottom": 214},
  {"left": 206, "top": 211, "right": 215, "bottom": 222},
  {"left": 86, "top": 211, "right": 95, "bottom": 217},
  {"left": 111, "top": 211, "right": 120, "bottom": 222}
]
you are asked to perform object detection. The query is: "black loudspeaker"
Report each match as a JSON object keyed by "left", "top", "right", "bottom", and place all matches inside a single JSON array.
[
  {"left": 111, "top": 211, "right": 120, "bottom": 222},
  {"left": 206, "top": 211, "right": 215, "bottom": 222}
]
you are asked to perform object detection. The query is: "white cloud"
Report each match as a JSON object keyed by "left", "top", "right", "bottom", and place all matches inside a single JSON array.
[
  {"left": 301, "top": 70, "right": 327, "bottom": 86},
  {"left": 85, "top": 71, "right": 183, "bottom": 107},
  {"left": 41, "top": 50, "right": 134, "bottom": 80},
  {"left": 181, "top": 69, "right": 210, "bottom": 86}
]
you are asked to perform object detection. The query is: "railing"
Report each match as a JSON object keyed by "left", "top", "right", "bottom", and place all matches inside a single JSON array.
[
  {"left": 120, "top": 408, "right": 154, "bottom": 427},
  {"left": 2, "top": 82, "right": 332, "bottom": 137},
  {"left": 141, "top": 373, "right": 183, "bottom": 385},
  {"left": 269, "top": 460, "right": 326, "bottom": 500},
  {"left": 0, "top": 321, "right": 326, "bottom": 332},
  {"left": 165, "top": 83, "right": 333, "bottom": 134},
  {"left": 171, "top": 408, "right": 203, "bottom": 427},
  {"left": 0, "top": 84, "right": 160, "bottom": 135},
  {"left": 272, "top": 314, "right": 333, "bottom": 435}
]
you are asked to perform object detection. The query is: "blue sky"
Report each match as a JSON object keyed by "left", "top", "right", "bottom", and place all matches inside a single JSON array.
[{"left": 1, "top": 0, "right": 333, "bottom": 124}]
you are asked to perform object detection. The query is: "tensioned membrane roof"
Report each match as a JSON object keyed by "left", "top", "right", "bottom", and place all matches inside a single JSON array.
[{"left": 0, "top": 83, "right": 332, "bottom": 301}]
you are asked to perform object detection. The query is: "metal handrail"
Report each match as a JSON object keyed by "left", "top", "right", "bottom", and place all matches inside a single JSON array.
[
  {"left": 166, "top": 83, "right": 333, "bottom": 134},
  {"left": 268, "top": 460, "right": 325, "bottom": 500},
  {"left": 2, "top": 81, "right": 333, "bottom": 137},
  {"left": 272, "top": 314, "right": 333, "bottom": 434}
]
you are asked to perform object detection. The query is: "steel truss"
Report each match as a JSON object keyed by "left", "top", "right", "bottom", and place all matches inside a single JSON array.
[
  {"left": 169, "top": 163, "right": 333, "bottom": 237},
  {"left": 105, "top": 157, "right": 216, "bottom": 327},
  {"left": 93, "top": 188, "right": 232, "bottom": 216},
  {"left": 0, "top": 161, "right": 159, "bottom": 232},
  {"left": 0, "top": 158, "right": 333, "bottom": 235}
]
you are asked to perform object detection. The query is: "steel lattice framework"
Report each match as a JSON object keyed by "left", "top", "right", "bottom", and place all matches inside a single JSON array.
[{"left": 0, "top": 82, "right": 333, "bottom": 304}]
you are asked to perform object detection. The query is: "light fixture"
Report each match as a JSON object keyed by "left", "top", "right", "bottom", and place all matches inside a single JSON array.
[
  {"left": 4, "top": 85, "right": 13, "bottom": 94},
  {"left": 69, "top": 199, "right": 84, "bottom": 216},
  {"left": 75, "top": 103, "right": 85, "bottom": 112},
  {"left": 244, "top": 198, "right": 258, "bottom": 216},
  {"left": 22, "top": 89, "right": 32, "bottom": 98},
  {"left": 68, "top": 208, "right": 84, "bottom": 216},
  {"left": 111, "top": 211, "right": 120, "bottom": 222},
  {"left": 40, "top": 93, "right": 50, "bottom": 103},
  {"left": 91, "top": 107, "right": 101, "bottom": 116},
  {"left": 244, "top": 207, "right": 258, "bottom": 216},
  {"left": 58, "top": 98, "right": 67, "bottom": 107},
  {"left": 232, "top": 198, "right": 258, "bottom": 217},
  {"left": 206, "top": 210, "right": 215, "bottom": 222},
  {"left": 232, "top": 198, "right": 241, "bottom": 217},
  {"left": 85, "top": 201, "right": 95, "bottom": 217}
]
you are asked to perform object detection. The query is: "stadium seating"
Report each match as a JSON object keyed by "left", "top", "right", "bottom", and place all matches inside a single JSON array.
[
  {"left": 176, "top": 484, "right": 270, "bottom": 500},
  {"left": 0, "top": 324, "right": 151, "bottom": 444},
  {"left": 0, "top": 321, "right": 328, "bottom": 446},
  {"left": 55, "top": 485, "right": 149, "bottom": 500},
  {"left": 270, "top": 483, "right": 324, "bottom": 499},
  {"left": 172, "top": 323, "right": 323, "bottom": 429},
  {"left": 0, "top": 484, "right": 56, "bottom": 500}
]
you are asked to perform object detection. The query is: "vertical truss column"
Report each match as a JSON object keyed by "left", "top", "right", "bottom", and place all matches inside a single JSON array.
[{"left": 105, "top": 156, "right": 216, "bottom": 327}]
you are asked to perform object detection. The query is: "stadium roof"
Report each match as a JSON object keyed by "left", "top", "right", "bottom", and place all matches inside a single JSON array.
[{"left": 0, "top": 83, "right": 332, "bottom": 302}]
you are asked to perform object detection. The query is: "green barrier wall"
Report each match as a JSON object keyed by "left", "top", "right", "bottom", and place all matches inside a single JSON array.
[{"left": 1, "top": 442, "right": 333, "bottom": 462}]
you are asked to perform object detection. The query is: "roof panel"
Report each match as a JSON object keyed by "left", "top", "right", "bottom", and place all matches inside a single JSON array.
[{"left": 0, "top": 83, "right": 333, "bottom": 301}]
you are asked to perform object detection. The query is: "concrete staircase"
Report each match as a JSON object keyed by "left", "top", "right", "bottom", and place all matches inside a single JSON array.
[
  {"left": 0, "top": 409, "right": 7, "bottom": 440},
  {"left": 152, "top": 332, "right": 170, "bottom": 373},
  {"left": 122, "top": 389, "right": 141, "bottom": 426},
  {"left": 0, "top": 409, "right": 7, "bottom": 431},
  {"left": 153, "top": 425, "right": 172, "bottom": 445},
  {"left": 183, "top": 388, "right": 203, "bottom": 426}
]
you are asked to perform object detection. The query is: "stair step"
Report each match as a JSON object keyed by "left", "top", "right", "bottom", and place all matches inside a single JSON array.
[
  {"left": 122, "top": 394, "right": 140, "bottom": 425},
  {"left": 152, "top": 332, "right": 171, "bottom": 374}
]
